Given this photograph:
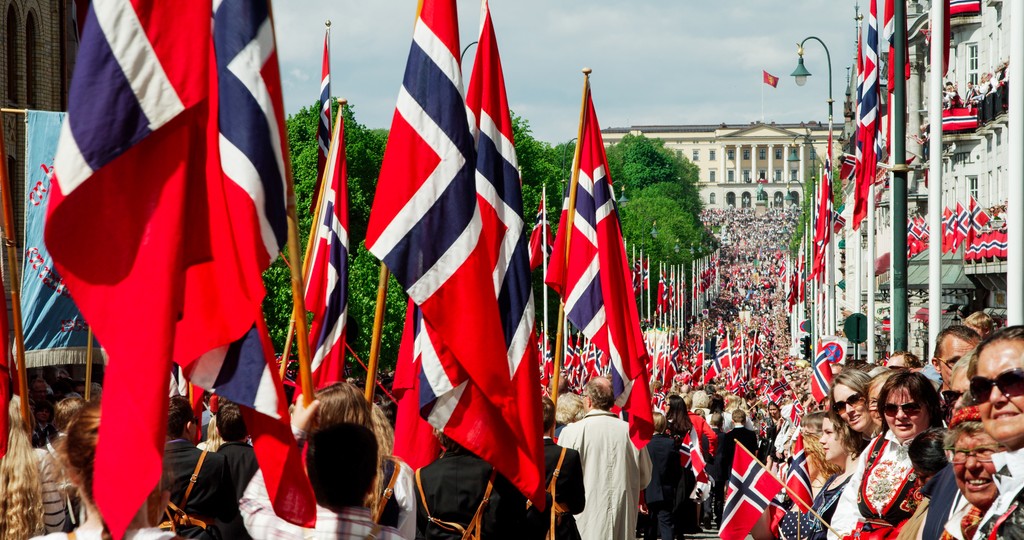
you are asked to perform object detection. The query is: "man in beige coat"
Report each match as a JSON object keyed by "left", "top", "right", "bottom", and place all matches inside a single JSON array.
[{"left": 557, "top": 377, "right": 652, "bottom": 540}]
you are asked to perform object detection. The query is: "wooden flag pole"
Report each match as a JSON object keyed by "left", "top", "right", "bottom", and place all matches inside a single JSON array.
[
  {"left": 279, "top": 100, "right": 345, "bottom": 385},
  {"left": 736, "top": 443, "right": 841, "bottom": 538},
  {"left": 0, "top": 126, "right": 30, "bottom": 424},
  {"left": 364, "top": 264, "right": 389, "bottom": 403},
  {"left": 550, "top": 67, "right": 591, "bottom": 408},
  {"left": 85, "top": 327, "right": 94, "bottom": 400}
]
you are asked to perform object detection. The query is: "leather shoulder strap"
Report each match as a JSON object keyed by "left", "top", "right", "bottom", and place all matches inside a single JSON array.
[
  {"left": 415, "top": 468, "right": 430, "bottom": 517},
  {"left": 546, "top": 448, "right": 568, "bottom": 540},
  {"left": 463, "top": 470, "right": 497, "bottom": 540},
  {"left": 180, "top": 449, "right": 209, "bottom": 510},
  {"left": 374, "top": 457, "right": 403, "bottom": 523}
]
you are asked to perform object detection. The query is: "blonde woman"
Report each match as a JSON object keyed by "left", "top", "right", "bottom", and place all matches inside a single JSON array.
[{"left": 1, "top": 398, "right": 45, "bottom": 540}]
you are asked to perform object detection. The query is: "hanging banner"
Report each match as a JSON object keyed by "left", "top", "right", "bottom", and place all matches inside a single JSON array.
[{"left": 21, "top": 110, "right": 102, "bottom": 367}]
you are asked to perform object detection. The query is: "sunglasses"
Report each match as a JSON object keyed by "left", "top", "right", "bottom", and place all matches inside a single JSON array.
[
  {"left": 970, "top": 368, "right": 1024, "bottom": 403},
  {"left": 883, "top": 402, "right": 923, "bottom": 417},
  {"left": 941, "top": 390, "right": 963, "bottom": 405},
  {"left": 832, "top": 392, "right": 865, "bottom": 414}
]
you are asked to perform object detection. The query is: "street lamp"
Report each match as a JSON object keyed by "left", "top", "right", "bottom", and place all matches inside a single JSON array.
[
  {"left": 650, "top": 221, "right": 658, "bottom": 240},
  {"left": 791, "top": 37, "right": 834, "bottom": 122},
  {"left": 674, "top": 240, "right": 680, "bottom": 254},
  {"left": 617, "top": 186, "right": 629, "bottom": 207}
]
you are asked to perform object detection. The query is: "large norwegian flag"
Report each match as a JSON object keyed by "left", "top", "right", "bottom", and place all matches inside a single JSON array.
[
  {"left": 546, "top": 79, "right": 653, "bottom": 448},
  {"left": 785, "top": 432, "right": 813, "bottom": 512},
  {"left": 369, "top": 0, "right": 544, "bottom": 506},
  {"left": 45, "top": 1, "right": 316, "bottom": 537},
  {"left": 969, "top": 196, "right": 990, "bottom": 241},
  {"left": 304, "top": 107, "right": 349, "bottom": 388},
  {"left": 955, "top": 201, "right": 971, "bottom": 249},
  {"left": 853, "top": 0, "right": 879, "bottom": 231},
  {"left": 722, "top": 444, "right": 786, "bottom": 540}
]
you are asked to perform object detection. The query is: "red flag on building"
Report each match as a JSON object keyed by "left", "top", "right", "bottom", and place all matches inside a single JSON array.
[
  {"left": 545, "top": 76, "right": 653, "bottom": 448},
  {"left": 45, "top": 2, "right": 316, "bottom": 536}
]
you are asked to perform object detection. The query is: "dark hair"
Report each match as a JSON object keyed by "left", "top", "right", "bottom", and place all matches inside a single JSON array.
[
  {"left": 877, "top": 371, "right": 944, "bottom": 434},
  {"left": 935, "top": 325, "right": 981, "bottom": 359},
  {"left": 970, "top": 325, "right": 1024, "bottom": 378},
  {"left": 216, "top": 400, "right": 248, "bottom": 442},
  {"left": 666, "top": 394, "right": 693, "bottom": 435},
  {"left": 34, "top": 399, "right": 54, "bottom": 415},
  {"left": 307, "top": 423, "right": 379, "bottom": 510},
  {"left": 541, "top": 396, "right": 556, "bottom": 432},
  {"left": 908, "top": 428, "right": 949, "bottom": 480},
  {"left": 584, "top": 378, "right": 614, "bottom": 411},
  {"left": 167, "top": 396, "right": 195, "bottom": 439},
  {"left": 709, "top": 393, "right": 726, "bottom": 414}
]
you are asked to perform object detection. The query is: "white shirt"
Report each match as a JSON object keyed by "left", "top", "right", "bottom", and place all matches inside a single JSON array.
[
  {"left": 829, "top": 431, "right": 914, "bottom": 540},
  {"left": 977, "top": 447, "right": 1024, "bottom": 534}
]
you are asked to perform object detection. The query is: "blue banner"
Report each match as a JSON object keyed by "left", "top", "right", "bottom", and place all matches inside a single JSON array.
[{"left": 21, "top": 111, "right": 100, "bottom": 367}]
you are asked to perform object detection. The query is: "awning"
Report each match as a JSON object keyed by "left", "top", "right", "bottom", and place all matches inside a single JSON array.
[
  {"left": 914, "top": 307, "right": 929, "bottom": 322},
  {"left": 838, "top": 238, "right": 846, "bottom": 249},
  {"left": 875, "top": 252, "right": 891, "bottom": 275},
  {"left": 838, "top": 279, "right": 846, "bottom": 291}
]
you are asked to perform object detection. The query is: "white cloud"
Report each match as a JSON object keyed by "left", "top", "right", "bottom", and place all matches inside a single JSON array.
[{"left": 275, "top": 0, "right": 861, "bottom": 143}]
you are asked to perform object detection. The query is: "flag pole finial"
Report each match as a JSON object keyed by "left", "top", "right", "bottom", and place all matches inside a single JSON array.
[
  {"left": 336, "top": 97, "right": 347, "bottom": 106},
  {"left": 582, "top": 67, "right": 592, "bottom": 75},
  {"left": 325, "top": 19, "right": 331, "bottom": 28}
]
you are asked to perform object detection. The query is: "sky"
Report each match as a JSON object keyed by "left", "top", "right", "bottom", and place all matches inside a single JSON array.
[{"left": 275, "top": 1, "right": 862, "bottom": 144}]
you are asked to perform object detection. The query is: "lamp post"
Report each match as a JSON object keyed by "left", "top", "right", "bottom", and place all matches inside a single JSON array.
[{"left": 792, "top": 36, "right": 836, "bottom": 338}]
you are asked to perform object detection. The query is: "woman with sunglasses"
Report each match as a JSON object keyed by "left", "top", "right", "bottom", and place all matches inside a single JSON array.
[
  {"left": 828, "top": 369, "right": 880, "bottom": 441},
  {"left": 829, "top": 371, "right": 943, "bottom": 540},
  {"left": 969, "top": 326, "right": 1024, "bottom": 539}
]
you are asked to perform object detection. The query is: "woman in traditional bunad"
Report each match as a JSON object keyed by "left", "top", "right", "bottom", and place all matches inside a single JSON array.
[{"left": 829, "top": 371, "right": 944, "bottom": 540}]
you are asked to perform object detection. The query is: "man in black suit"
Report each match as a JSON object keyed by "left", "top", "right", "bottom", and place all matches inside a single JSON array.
[
  {"left": 163, "top": 396, "right": 238, "bottom": 539},
  {"left": 539, "top": 396, "right": 585, "bottom": 540},
  {"left": 213, "top": 399, "right": 258, "bottom": 540},
  {"left": 643, "top": 412, "right": 680, "bottom": 540},
  {"left": 717, "top": 409, "right": 759, "bottom": 492},
  {"left": 416, "top": 432, "right": 540, "bottom": 540}
]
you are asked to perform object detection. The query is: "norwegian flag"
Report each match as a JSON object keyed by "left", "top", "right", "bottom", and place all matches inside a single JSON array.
[
  {"left": 631, "top": 258, "right": 642, "bottom": 295},
  {"left": 786, "top": 433, "right": 813, "bottom": 512},
  {"left": 768, "top": 378, "right": 791, "bottom": 404},
  {"left": 810, "top": 340, "right": 835, "bottom": 402},
  {"left": 546, "top": 79, "right": 653, "bottom": 448},
  {"left": 731, "top": 331, "right": 743, "bottom": 375},
  {"left": 704, "top": 336, "right": 723, "bottom": 384},
  {"left": 853, "top": 0, "right": 880, "bottom": 231},
  {"left": 811, "top": 131, "right": 834, "bottom": 280},
  {"left": 686, "top": 425, "right": 709, "bottom": 480},
  {"left": 642, "top": 255, "right": 650, "bottom": 290},
  {"left": 368, "top": 0, "right": 544, "bottom": 506},
  {"left": 943, "top": 206, "right": 957, "bottom": 253},
  {"left": 883, "top": 0, "right": 910, "bottom": 155},
  {"left": 969, "top": 196, "right": 990, "bottom": 239},
  {"left": 656, "top": 270, "right": 668, "bottom": 314},
  {"left": 313, "top": 25, "right": 331, "bottom": 212},
  {"left": 839, "top": 154, "right": 856, "bottom": 183},
  {"left": 304, "top": 107, "right": 349, "bottom": 387},
  {"left": 955, "top": 201, "right": 971, "bottom": 248},
  {"left": 832, "top": 209, "right": 846, "bottom": 233},
  {"left": 529, "top": 196, "right": 553, "bottom": 270},
  {"left": 719, "top": 332, "right": 733, "bottom": 372},
  {"left": 722, "top": 445, "right": 786, "bottom": 540},
  {"left": 45, "top": 2, "right": 316, "bottom": 536}
]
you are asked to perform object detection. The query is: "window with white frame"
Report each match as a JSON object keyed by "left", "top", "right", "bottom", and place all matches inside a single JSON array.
[
  {"left": 692, "top": 149, "right": 700, "bottom": 161},
  {"left": 759, "top": 148, "right": 767, "bottom": 160},
  {"left": 709, "top": 149, "right": 717, "bottom": 161},
  {"left": 743, "top": 149, "right": 751, "bottom": 160},
  {"left": 710, "top": 170, "right": 717, "bottom": 182},
  {"left": 775, "top": 148, "right": 783, "bottom": 160},
  {"left": 774, "top": 169, "right": 782, "bottom": 182},
  {"left": 968, "top": 175, "right": 979, "bottom": 200},
  {"left": 727, "top": 170, "right": 735, "bottom": 182},
  {"left": 967, "top": 43, "right": 979, "bottom": 85}
]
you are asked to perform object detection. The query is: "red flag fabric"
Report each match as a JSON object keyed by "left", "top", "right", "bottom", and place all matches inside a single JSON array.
[
  {"left": 853, "top": 0, "right": 880, "bottom": 230},
  {"left": 811, "top": 132, "right": 834, "bottom": 280},
  {"left": 304, "top": 107, "right": 349, "bottom": 388},
  {"left": 762, "top": 70, "right": 779, "bottom": 88},
  {"left": 721, "top": 445, "right": 786, "bottom": 540},
  {"left": 810, "top": 341, "right": 835, "bottom": 402},
  {"left": 785, "top": 433, "right": 813, "bottom": 512},
  {"left": 46, "top": 2, "right": 316, "bottom": 536},
  {"left": 392, "top": 302, "right": 441, "bottom": 470},
  {"left": 528, "top": 196, "right": 552, "bottom": 270},
  {"left": 0, "top": 253, "right": 10, "bottom": 459},
  {"left": 545, "top": 79, "right": 653, "bottom": 448}
]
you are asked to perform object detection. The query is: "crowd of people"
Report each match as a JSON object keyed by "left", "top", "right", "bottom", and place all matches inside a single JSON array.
[{"left": 5, "top": 207, "right": 1024, "bottom": 540}]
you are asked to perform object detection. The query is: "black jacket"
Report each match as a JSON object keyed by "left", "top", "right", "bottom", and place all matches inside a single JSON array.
[
  {"left": 415, "top": 450, "right": 541, "bottom": 540},
  {"left": 538, "top": 438, "right": 585, "bottom": 540},
  {"left": 215, "top": 441, "right": 258, "bottom": 540},
  {"left": 644, "top": 433, "right": 682, "bottom": 506},
  {"left": 164, "top": 440, "right": 238, "bottom": 539},
  {"left": 719, "top": 427, "right": 759, "bottom": 484}
]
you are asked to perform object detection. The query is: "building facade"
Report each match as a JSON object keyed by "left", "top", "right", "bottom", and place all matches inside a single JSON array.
[{"left": 602, "top": 122, "right": 832, "bottom": 210}]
